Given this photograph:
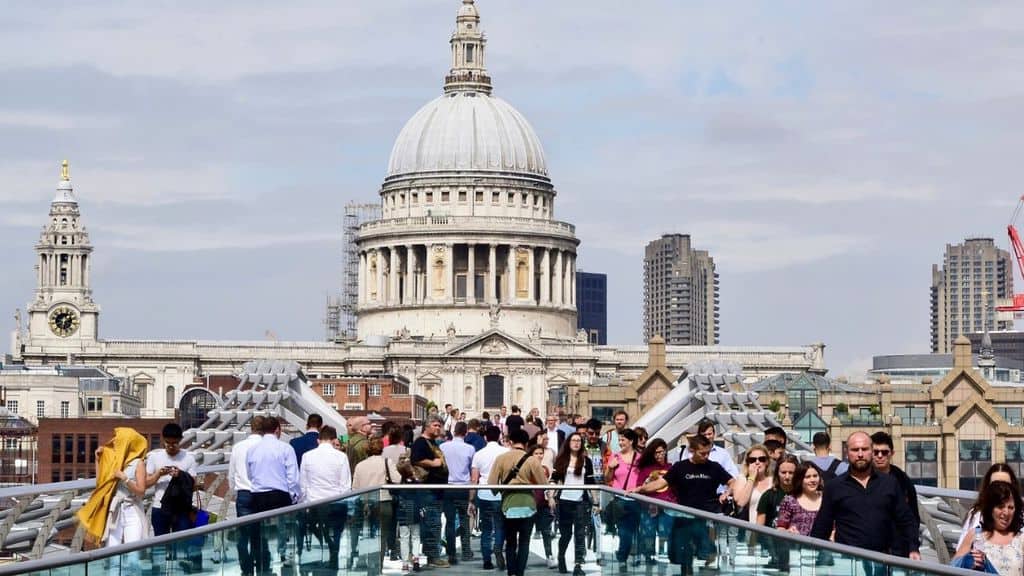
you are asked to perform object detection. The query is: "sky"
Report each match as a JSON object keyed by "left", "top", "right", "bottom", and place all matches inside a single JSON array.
[{"left": 2, "top": 1, "right": 1023, "bottom": 379}]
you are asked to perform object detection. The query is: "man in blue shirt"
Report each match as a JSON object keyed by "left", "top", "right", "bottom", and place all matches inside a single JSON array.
[
  {"left": 465, "top": 419, "right": 487, "bottom": 452},
  {"left": 247, "top": 416, "right": 300, "bottom": 575},
  {"left": 289, "top": 413, "right": 322, "bottom": 467},
  {"left": 440, "top": 421, "right": 477, "bottom": 563}
]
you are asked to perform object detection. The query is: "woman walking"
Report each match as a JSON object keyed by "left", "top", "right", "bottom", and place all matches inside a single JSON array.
[
  {"left": 551, "top": 433, "right": 594, "bottom": 576},
  {"left": 954, "top": 481, "right": 1024, "bottom": 574},
  {"left": 606, "top": 428, "right": 642, "bottom": 570},
  {"left": 634, "top": 438, "right": 672, "bottom": 563}
]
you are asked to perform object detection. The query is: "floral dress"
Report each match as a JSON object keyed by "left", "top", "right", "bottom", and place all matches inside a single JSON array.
[
  {"left": 774, "top": 495, "right": 818, "bottom": 536},
  {"left": 977, "top": 531, "right": 1024, "bottom": 576}
]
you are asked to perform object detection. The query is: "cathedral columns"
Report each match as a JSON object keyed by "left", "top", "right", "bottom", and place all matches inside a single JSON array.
[
  {"left": 557, "top": 249, "right": 565, "bottom": 307},
  {"left": 541, "top": 248, "right": 551, "bottom": 304},
  {"left": 375, "top": 249, "right": 384, "bottom": 303},
  {"left": 358, "top": 252, "right": 366, "bottom": 306},
  {"left": 506, "top": 244, "right": 516, "bottom": 304},
  {"left": 445, "top": 243, "right": 454, "bottom": 303},
  {"left": 527, "top": 247, "right": 535, "bottom": 303},
  {"left": 488, "top": 244, "right": 497, "bottom": 303},
  {"left": 405, "top": 244, "right": 416, "bottom": 305},
  {"left": 467, "top": 243, "right": 476, "bottom": 304},
  {"left": 425, "top": 246, "right": 435, "bottom": 303},
  {"left": 569, "top": 254, "right": 576, "bottom": 307}
]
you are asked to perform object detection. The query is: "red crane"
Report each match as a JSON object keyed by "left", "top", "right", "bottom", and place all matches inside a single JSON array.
[{"left": 996, "top": 196, "right": 1024, "bottom": 314}]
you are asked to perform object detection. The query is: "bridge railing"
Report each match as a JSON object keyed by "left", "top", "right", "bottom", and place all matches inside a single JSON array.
[{"left": 1, "top": 484, "right": 978, "bottom": 576}]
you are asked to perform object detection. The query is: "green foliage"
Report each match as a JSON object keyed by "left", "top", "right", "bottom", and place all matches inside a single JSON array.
[{"left": 835, "top": 402, "right": 849, "bottom": 414}]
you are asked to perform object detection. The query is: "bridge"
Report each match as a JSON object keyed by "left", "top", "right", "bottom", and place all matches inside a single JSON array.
[{"left": 0, "top": 359, "right": 981, "bottom": 574}]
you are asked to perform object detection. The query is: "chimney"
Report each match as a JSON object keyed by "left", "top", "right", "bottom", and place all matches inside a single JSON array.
[{"left": 953, "top": 335, "right": 972, "bottom": 369}]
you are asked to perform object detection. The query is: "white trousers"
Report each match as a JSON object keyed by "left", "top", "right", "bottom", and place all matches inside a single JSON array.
[{"left": 108, "top": 502, "right": 144, "bottom": 545}]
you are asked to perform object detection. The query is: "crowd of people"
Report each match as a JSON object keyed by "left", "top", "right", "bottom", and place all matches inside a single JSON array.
[{"left": 75, "top": 404, "right": 1024, "bottom": 576}]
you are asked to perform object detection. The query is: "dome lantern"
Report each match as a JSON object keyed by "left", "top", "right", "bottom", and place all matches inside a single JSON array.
[{"left": 444, "top": 0, "right": 492, "bottom": 95}]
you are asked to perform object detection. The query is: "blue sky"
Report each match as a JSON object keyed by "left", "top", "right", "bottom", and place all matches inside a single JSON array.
[{"left": 2, "top": 1, "right": 1023, "bottom": 377}]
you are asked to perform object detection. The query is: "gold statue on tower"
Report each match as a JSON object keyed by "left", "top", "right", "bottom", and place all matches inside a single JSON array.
[{"left": 61, "top": 159, "right": 70, "bottom": 181}]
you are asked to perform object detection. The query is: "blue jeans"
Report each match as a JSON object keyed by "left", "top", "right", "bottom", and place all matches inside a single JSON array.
[
  {"left": 420, "top": 492, "right": 442, "bottom": 559},
  {"left": 236, "top": 490, "right": 265, "bottom": 576},
  {"left": 151, "top": 506, "right": 197, "bottom": 567},
  {"left": 443, "top": 489, "right": 471, "bottom": 559},
  {"left": 615, "top": 498, "right": 640, "bottom": 562},
  {"left": 476, "top": 497, "right": 505, "bottom": 561}
]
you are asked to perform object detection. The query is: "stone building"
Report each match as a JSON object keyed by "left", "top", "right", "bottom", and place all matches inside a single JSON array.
[
  {"left": 11, "top": 1, "right": 826, "bottom": 421},
  {"left": 757, "top": 336, "right": 1024, "bottom": 490}
]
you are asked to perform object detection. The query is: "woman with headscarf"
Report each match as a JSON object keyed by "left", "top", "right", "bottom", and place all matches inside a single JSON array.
[{"left": 77, "top": 427, "right": 150, "bottom": 546}]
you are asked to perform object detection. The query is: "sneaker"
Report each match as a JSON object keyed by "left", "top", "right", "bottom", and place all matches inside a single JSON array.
[
  {"left": 547, "top": 555, "right": 558, "bottom": 569},
  {"left": 704, "top": 554, "right": 718, "bottom": 570},
  {"left": 281, "top": 551, "right": 295, "bottom": 567},
  {"left": 572, "top": 565, "right": 585, "bottom": 576},
  {"left": 483, "top": 560, "right": 495, "bottom": 570},
  {"left": 428, "top": 558, "right": 451, "bottom": 568}
]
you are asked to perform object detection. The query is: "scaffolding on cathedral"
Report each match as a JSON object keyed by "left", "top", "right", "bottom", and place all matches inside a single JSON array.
[{"left": 327, "top": 202, "right": 380, "bottom": 342}]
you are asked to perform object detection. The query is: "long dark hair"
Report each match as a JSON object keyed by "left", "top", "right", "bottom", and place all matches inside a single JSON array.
[
  {"left": 789, "top": 461, "right": 822, "bottom": 496},
  {"left": 979, "top": 481, "right": 1024, "bottom": 535},
  {"left": 969, "top": 463, "right": 1020, "bottom": 516},
  {"left": 773, "top": 454, "right": 800, "bottom": 491},
  {"left": 554, "top": 432, "right": 586, "bottom": 477},
  {"left": 637, "top": 438, "right": 668, "bottom": 469}
]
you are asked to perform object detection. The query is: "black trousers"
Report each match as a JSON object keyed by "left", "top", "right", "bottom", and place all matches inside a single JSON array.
[
  {"left": 251, "top": 490, "right": 291, "bottom": 575},
  {"left": 503, "top": 515, "right": 535, "bottom": 576}
]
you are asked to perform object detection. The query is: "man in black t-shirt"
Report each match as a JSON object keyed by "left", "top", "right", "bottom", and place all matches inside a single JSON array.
[
  {"left": 638, "top": 434, "right": 736, "bottom": 575},
  {"left": 410, "top": 416, "right": 449, "bottom": 567},
  {"left": 504, "top": 405, "right": 525, "bottom": 439}
]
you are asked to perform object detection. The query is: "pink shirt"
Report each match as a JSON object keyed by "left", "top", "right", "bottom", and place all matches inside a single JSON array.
[{"left": 608, "top": 451, "right": 642, "bottom": 491}]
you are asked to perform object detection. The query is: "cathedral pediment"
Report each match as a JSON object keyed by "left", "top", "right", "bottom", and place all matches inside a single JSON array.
[{"left": 444, "top": 330, "right": 545, "bottom": 359}]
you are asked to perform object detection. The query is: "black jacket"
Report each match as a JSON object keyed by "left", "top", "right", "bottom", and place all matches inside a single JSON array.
[{"left": 161, "top": 471, "right": 195, "bottom": 516}]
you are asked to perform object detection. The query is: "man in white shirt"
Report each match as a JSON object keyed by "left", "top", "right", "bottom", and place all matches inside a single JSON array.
[
  {"left": 145, "top": 423, "right": 199, "bottom": 571},
  {"left": 229, "top": 415, "right": 265, "bottom": 576},
  {"left": 299, "top": 425, "right": 352, "bottom": 570},
  {"left": 440, "top": 421, "right": 476, "bottom": 563},
  {"left": 469, "top": 426, "right": 508, "bottom": 570}
]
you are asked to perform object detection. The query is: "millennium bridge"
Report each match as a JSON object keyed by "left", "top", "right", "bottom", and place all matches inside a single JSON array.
[{"left": 0, "top": 360, "right": 979, "bottom": 575}]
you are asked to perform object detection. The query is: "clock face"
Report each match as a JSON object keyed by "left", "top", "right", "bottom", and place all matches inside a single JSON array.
[{"left": 48, "top": 306, "right": 80, "bottom": 338}]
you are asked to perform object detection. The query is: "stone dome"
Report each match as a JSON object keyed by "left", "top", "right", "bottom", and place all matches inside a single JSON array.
[{"left": 386, "top": 91, "right": 548, "bottom": 181}]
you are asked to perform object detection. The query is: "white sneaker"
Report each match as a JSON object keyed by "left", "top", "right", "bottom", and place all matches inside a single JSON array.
[{"left": 547, "top": 556, "right": 558, "bottom": 569}]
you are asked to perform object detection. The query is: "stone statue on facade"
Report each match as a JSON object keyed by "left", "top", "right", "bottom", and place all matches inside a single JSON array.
[
  {"left": 529, "top": 322, "right": 542, "bottom": 341},
  {"left": 576, "top": 328, "right": 588, "bottom": 343},
  {"left": 446, "top": 322, "right": 457, "bottom": 341},
  {"left": 488, "top": 303, "right": 501, "bottom": 327}
]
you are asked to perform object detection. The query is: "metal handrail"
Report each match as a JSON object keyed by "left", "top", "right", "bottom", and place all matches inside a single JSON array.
[{"left": 0, "top": 483, "right": 977, "bottom": 576}]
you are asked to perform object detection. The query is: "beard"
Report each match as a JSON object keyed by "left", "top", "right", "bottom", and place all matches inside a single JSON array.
[{"left": 850, "top": 458, "right": 871, "bottom": 472}]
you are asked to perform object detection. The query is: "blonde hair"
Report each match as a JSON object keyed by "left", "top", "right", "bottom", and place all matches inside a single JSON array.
[{"left": 742, "top": 444, "right": 770, "bottom": 480}]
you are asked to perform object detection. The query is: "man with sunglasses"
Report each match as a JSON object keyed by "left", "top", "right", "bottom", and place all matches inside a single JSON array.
[{"left": 870, "top": 431, "right": 921, "bottom": 552}]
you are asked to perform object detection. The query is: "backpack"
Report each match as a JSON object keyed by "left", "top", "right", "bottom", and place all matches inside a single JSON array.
[{"left": 818, "top": 458, "right": 843, "bottom": 483}]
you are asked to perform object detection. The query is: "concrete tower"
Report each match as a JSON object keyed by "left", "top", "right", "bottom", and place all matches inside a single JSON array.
[
  {"left": 931, "top": 238, "right": 1013, "bottom": 353},
  {"left": 643, "top": 234, "right": 719, "bottom": 345}
]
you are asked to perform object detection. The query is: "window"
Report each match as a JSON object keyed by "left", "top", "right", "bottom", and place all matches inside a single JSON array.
[
  {"left": 36, "top": 400, "right": 45, "bottom": 419},
  {"left": 894, "top": 406, "right": 927, "bottom": 426},
  {"left": 466, "top": 43, "right": 474, "bottom": 63},
  {"left": 5, "top": 400, "right": 17, "bottom": 415},
  {"left": 458, "top": 190, "right": 467, "bottom": 202},
  {"left": 64, "top": 435, "right": 73, "bottom": 464},
  {"left": 165, "top": 386, "right": 175, "bottom": 410},
  {"left": 959, "top": 439, "right": 992, "bottom": 490},
  {"left": 483, "top": 375, "right": 504, "bottom": 407},
  {"left": 475, "top": 191, "right": 483, "bottom": 203},
  {"left": 51, "top": 436, "right": 61, "bottom": 464},
  {"left": 322, "top": 383, "right": 335, "bottom": 397},
  {"left": 591, "top": 406, "right": 624, "bottom": 425},
  {"left": 425, "top": 191, "right": 433, "bottom": 203},
  {"left": 998, "top": 407, "right": 1023, "bottom": 426},
  {"left": 1006, "top": 442, "right": 1024, "bottom": 488},
  {"left": 89, "top": 435, "right": 99, "bottom": 464},
  {"left": 77, "top": 435, "right": 86, "bottom": 463},
  {"left": 455, "top": 274, "right": 467, "bottom": 300},
  {"left": 441, "top": 191, "right": 450, "bottom": 203},
  {"left": 905, "top": 441, "right": 938, "bottom": 487},
  {"left": 369, "top": 383, "right": 382, "bottom": 397},
  {"left": 60, "top": 400, "right": 70, "bottom": 418},
  {"left": 86, "top": 397, "right": 103, "bottom": 412},
  {"left": 348, "top": 383, "right": 360, "bottom": 397}
]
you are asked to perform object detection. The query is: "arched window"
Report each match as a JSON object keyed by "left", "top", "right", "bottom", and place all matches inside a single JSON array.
[
  {"left": 179, "top": 388, "right": 219, "bottom": 430},
  {"left": 165, "top": 386, "right": 176, "bottom": 410},
  {"left": 483, "top": 375, "right": 503, "bottom": 408}
]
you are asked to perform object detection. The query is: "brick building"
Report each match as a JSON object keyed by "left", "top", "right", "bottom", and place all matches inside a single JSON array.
[
  {"left": 37, "top": 417, "right": 172, "bottom": 484},
  {"left": 309, "top": 374, "right": 428, "bottom": 422}
]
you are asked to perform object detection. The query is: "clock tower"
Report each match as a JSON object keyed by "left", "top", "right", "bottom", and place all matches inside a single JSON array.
[{"left": 25, "top": 161, "right": 100, "bottom": 348}]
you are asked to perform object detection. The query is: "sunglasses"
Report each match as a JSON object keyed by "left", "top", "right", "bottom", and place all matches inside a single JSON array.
[
  {"left": 747, "top": 456, "right": 769, "bottom": 464},
  {"left": 873, "top": 450, "right": 891, "bottom": 456}
]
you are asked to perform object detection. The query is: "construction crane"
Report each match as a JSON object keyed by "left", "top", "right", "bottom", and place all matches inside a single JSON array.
[{"left": 996, "top": 196, "right": 1024, "bottom": 315}]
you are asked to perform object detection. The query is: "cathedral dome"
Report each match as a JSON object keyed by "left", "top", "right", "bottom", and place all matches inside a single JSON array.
[{"left": 386, "top": 92, "right": 548, "bottom": 181}]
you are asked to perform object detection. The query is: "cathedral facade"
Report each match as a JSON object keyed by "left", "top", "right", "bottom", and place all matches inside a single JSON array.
[{"left": 12, "top": 1, "right": 826, "bottom": 419}]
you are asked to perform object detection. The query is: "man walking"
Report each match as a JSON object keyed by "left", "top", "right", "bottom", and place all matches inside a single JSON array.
[
  {"left": 247, "top": 416, "right": 300, "bottom": 576},
  {"left": 471, "top": 425, "right": 508, "bottom": 570},
  {"left": 488, "top": 429, "right": 548, "bottom": 576},
  {"left": 544, "top": 414, "right": 566, "bottom": 452},
  {"left": 810, "top": 431, "right": 847, "bottom": 482},
  {"left": 810, "top": 431, "right": 920, "bottom": 576},
  {"left": 299, "top": 425, "right": 351, "bottom": 569},
  {"left": 440, "top": 421, "right": 477, "bottom": 563},
  {"left": 411, "top": 415, "right": 450, "bottom": 567},
  {"left": 229, "top": 415, "right": 265, "bottom": 576},
  {"left": 345, "top": 415, "right": 372, "bottom": 567},
  {"left": 289, "top": 413, "right": 322, "bottom": 467},
  {"left": 870, "top": 431, "right": 921, "bottom": 553},
  {"left": 605, "top": 410, "right": 629, "bottom": 454},
  {"left": 146, "top": 423, "right": 200, "bottom": 571}
]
